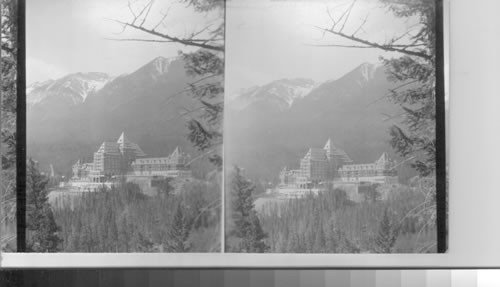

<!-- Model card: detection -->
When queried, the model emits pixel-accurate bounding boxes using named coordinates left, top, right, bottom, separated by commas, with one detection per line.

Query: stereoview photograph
left=225, top=0, right=445, bottom=253
left=25, top=0, right=224, bottom=252
left=0, top=0, right=17, bottom=252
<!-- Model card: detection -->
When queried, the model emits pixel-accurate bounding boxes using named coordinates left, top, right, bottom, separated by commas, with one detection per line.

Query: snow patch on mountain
left=134, top=56, right=175, bottom=81
left=26, top=80, right=55, bottom=101
left=358, top=62, right=381, bottom=82
left=230, top=78, right=316, bottom=111
left=27, top=72, right=112, bottom=107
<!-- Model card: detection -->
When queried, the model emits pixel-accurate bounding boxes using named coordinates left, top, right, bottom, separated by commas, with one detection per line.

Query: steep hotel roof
left=116, top=132, right=147, bottom=157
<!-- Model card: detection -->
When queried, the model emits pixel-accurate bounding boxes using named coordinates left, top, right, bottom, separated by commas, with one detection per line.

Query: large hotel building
left=279, top=139, right=398, bottom=189
left=72, top=132, right=191, bottom=183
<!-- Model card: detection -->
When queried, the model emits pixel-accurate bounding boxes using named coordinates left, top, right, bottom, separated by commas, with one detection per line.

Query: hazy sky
left=225, top=0, right=417, bottom=94
left=27, top=0, right=419, bottom=90
left=27, top=0, right=219, bottom=84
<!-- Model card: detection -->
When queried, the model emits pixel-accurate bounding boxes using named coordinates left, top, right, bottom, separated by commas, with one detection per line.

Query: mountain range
left=27, top=56, right=205, bottom=176
left=225, top=62, right=408, bottom=183
left=229, top=78, right=316, bottom=111
left=27, top=72, right=112, bottom=107
left=28, top=59, right=408, bottom=181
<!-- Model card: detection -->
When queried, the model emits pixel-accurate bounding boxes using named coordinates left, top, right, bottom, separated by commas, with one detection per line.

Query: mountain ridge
left=229, top=78, right=316, bottom=111
left=27, top=59, right=406, bottom=182
left=229, top=62, right=384, bottom=112
left=26, top=56, right=180, bottom=107
left=225, top=62, right=406, bottom=182
left=27, top=55, right=202, bottom=175
left=27, top=72, right=113, bottom=107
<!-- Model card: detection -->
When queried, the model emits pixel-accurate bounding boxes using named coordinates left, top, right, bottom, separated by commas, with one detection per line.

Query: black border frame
left=15, top=0, right=26, bottom=252
left=434, top=0, right=447, bottom=253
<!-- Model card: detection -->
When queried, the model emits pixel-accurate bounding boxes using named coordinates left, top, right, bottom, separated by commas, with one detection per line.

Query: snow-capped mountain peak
left=230, top=78, right=316, bottom=111
left=151, top=56, right=172, bottom=74
left=358, top=62, right=381, bottom=82
left=133, top=56, right=175, bottom=81
left=27, top=72, right=112, bottom=107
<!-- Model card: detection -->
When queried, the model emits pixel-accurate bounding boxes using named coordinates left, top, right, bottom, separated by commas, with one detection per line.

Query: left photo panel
left=0, top=0, right=18, bottom=251
left=25, top=0, right=224, bottom=252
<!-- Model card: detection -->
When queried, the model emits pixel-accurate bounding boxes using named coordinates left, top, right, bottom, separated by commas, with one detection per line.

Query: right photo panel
left=224, top=0, right=446, bottom=253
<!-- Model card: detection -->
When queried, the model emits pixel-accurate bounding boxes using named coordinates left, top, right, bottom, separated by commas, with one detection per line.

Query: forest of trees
left=227, top=169, right=436, bottom=253
left=52, top=179, right=221, bottom=252
left=26, top=159, right=62, bottom=252
left=258, top=178, right=437, bottom=253
left=0, top=0, right=17, bottom=251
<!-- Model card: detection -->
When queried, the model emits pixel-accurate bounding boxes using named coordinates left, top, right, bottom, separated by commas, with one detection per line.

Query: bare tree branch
left=326, top=6, right=337, bottom=31
left=365, top=79, right=420, bottom=107
left=127, top=1, right=137, bottom=19
left=339, top=0, right=356, bottom=33
left=315, top=26, right=431, bottom=60
left=133, top=0, right=154, bottom=26
left=381, top=112, right=405, bottom=122
left=152, top=6, right=172, bottom=31
left=186, top=149, right=215, bottom=166
left=317, top=0, right=431, bottom=60
left=189, top=23, right=215, bottom=40
left=352, top=11, right=370, bottom=36
left=105, top=37, right=222, bottom=43
left=105, top=38, right=176, bottom=43
left=306, top=43, right=372, bottom=48
left=108, top=18, right=223, bottom=51
left=139, top=0, right=155, bottom=27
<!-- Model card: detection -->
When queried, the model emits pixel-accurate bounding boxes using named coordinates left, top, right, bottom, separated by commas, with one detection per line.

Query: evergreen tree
left=166, top=203, right=192, bottom=252
left=324, top=220, right=339, bottom=252
left=136, top=232, right=154, bottom=252
left=117, top=214, right=130, bottom=252
left=1, top=0, right=17, bottom=171
left=313, top=226, right=326, bottom=252
left=230, top=167, right=255, bottom=238
left=79, top=225, right=92, bottom=252
left=156, top=178, right=173, bottom=197
left=382, top=0, right=438, bottom=176
left=109, top=217, right=119, bottom=252
left=26, top=159, right=62, bottom=252
left=286, top=231, right=300, bottom=253
left=68, top=217, right=83, bottom=251
left=338, top=234, right=360, bottom=253
left=230, top=167, right=269, bottom=252
left=240, top=211, right=268, bottom=253
left=65, top=230, right=76, bottom=252
left=1, top=0, right=18, bottom=251
left=359, top=184, right=381, bottom=202
left=374, top=209, right=399, bottom=253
